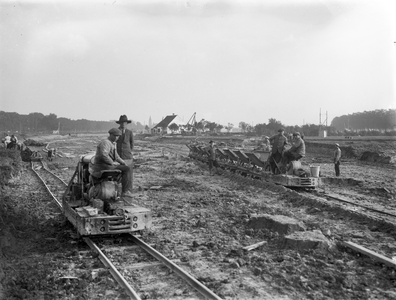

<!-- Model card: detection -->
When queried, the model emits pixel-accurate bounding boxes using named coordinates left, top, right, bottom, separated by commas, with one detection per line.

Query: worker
left=205, top=140, right=221, bottom=176
left=7, top=134, right=18, bottom=149
left=89, top=128, right=133, bottom=199
left=4, top=133, right=11, bottom=148
left=283, top=132, right=306, bottom=165
left=269, top=128, right=288, bottom=174
left=261, top=136, right=271, bottom=151
left=47, top=148, right=56, bottom=161
left=333, top=143, right=341, bottom=176
left=115, top=115, right=134, bottom=193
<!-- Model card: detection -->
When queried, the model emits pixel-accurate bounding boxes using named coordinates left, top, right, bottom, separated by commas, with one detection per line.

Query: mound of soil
left=23, top=139, right=46, bottom=147
left=360, top=151, right=396, bottom=164
left=306, top=141, right=396, bottom=164
left=0, top=150, right=22, bottom=185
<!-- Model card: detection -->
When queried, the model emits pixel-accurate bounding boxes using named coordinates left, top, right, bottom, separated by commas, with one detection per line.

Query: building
left=151, top=114, right=177, bottom=135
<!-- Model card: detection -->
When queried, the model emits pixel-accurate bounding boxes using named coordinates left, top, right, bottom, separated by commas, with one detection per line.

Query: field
left=0, top=133, right=395, bottom=299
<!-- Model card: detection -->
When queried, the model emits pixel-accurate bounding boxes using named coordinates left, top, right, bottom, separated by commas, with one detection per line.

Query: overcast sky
left=1, top=0, right=395, bottom=128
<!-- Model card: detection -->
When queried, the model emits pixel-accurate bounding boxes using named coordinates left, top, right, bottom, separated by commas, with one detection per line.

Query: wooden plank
left=124, top=261, right=164, bottom=270
left=242, top=241, right=267, bottom=251
left=342, top=241, right=396, bottom=269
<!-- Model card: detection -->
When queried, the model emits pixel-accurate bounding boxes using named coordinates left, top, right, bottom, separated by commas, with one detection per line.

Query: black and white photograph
left=1, top=0, right=395, bottom=299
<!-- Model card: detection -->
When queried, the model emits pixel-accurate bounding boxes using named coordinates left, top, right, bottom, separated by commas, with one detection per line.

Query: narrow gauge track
left=30, top=159, right=222, bottom=300
left=308, top=190, right=396, bottom=224
left=31, top=160, right=67, bottom=209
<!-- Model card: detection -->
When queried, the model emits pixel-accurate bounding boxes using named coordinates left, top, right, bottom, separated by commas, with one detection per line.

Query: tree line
left=169, top=111, right=396, bottom=137
left=331, top=109, right=395, bottom=131
left=0, top=111, right=145, bottom=135
left=1, top=109, right=395, bottom=138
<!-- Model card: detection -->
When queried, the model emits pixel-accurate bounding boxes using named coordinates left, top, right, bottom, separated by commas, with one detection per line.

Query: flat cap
left=108, top=128, right=122, bottom=136
left=293, top=132, right=301, bottom=136
left=278, top=128, right=284, bottom=132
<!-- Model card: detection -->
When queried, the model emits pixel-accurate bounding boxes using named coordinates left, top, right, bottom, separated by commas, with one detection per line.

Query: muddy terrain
left=0, top=134, right=395, bottom=299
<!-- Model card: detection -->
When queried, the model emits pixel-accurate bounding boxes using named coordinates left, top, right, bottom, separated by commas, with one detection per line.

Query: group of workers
left=89, top=115, right=135, bottom=200
left=2, top=133, right=19, bottom=149
left=268, top=128, right=306, bottom=174
left=204, top=128, right=342, bottom=177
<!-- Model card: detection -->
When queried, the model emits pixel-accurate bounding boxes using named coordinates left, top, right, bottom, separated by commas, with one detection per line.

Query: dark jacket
left=116, top=128, right=134, bottom=159
left=269, top=133, right=288, bottom=154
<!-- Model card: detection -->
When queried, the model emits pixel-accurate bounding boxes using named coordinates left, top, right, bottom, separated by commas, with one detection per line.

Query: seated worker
left=89, top=128, right=133, bottom=198
left=283, top=132, right=305, bottom=165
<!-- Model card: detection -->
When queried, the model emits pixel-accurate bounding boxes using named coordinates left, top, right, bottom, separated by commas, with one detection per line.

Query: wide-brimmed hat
left=335, top=143, right=340, bottom=147
left=108, top=128, right=122, bottom=136
left=116, top=115, right=131, bottom=124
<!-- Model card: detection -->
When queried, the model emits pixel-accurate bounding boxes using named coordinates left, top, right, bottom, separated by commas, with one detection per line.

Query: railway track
left=314, top=191, right=396, bottom=222
left=30, top=159, right=223, bottom=299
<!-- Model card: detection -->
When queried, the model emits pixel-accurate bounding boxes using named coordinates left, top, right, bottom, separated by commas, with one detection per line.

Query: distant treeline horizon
left=0, top=109, right=395, bottom=137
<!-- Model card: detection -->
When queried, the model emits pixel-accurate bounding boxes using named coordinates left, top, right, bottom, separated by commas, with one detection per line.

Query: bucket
left=310, top=166, right=320, bottom=178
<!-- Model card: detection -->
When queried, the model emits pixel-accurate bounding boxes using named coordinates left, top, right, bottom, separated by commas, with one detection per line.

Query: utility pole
left=319, top=108, right=328, bottom=127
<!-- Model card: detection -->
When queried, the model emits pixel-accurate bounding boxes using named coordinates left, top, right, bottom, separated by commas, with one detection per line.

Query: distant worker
left=261, top=136, right=271, bottom=151
left=205, top=140, right=221, bottom=176
left=4, top=133, right=11, bottom=148
left=333, top=143, right=341, bottom=177
left=7, top=134, right=18, bottom=150
left=283, top=132, right=305, bottom=165
left=115, top=115, right=134, bottom=191
left=89, top=128, right=133, bottom=198
left=269, top=128, right=288, bottom=174
left=48, top=148, right=56, bottom=161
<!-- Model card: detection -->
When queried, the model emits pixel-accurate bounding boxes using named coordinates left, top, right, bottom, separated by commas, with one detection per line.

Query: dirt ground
left=0, top=134, right=395, bottom=299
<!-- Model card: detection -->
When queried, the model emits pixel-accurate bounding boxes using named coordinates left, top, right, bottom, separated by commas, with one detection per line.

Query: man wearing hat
left=89, top=128, right=133, bottom=198
left=283, top=132, right=305, bottom=165
left=116, top=115, right=134, bottom=190
left=269, top=128, right=288, bottom=174
left=333, top=143, right=341, bottom=176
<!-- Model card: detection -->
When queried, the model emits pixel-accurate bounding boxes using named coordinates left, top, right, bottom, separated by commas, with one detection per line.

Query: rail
left=130, top=235, right=223, bottom=300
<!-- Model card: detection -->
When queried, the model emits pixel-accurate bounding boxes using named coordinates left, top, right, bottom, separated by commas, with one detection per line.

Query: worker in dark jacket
left=334, top=143, right=341, bottom=176
left=269, top=128, right=288, bottom=174
left=116, top=115, right=134, bottom=191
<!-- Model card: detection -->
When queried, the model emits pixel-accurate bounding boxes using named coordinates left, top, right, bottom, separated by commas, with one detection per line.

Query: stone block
left=248, top=214, right=306, bottom=235
left=282, top=230, right=335, bottom=251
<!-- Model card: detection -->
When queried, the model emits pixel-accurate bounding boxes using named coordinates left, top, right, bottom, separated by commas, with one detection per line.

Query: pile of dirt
left=0, top=150, right=22, bottom=185
left=23, top=139, right=45, bottom=147
left=305, top=141, right=396, bottom=164
left=360, top=151, right=396, bottom=164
